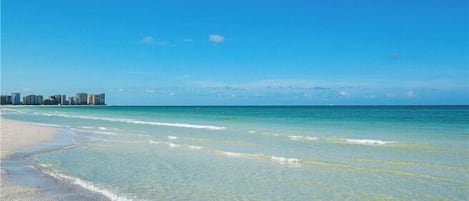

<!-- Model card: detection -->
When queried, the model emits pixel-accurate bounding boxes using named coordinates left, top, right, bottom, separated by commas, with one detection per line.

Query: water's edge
left=1, top=123, right=110, bottom=201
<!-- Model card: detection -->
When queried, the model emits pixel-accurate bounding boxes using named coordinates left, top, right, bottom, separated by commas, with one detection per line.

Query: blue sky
left=2, top=0, right=468, bottom=105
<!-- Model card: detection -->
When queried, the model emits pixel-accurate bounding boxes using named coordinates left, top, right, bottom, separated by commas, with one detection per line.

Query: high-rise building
left=61, top=95, right=66, bottom=105
left=36, top=95, right=43, bottom=105
left=49, top=95, right=61, bottom=105
left=88, top=94, right=95, bottom=105
left=75, top=93, right=88, bottom=105
left=94, top=93, right=105, bottom=105
left=68, top=97, right=75, bottom=105
left=23, top=95, right=38, bottom=105
left=1, top=95, right=12, bottom=105
left=11, top=93, right=21, bottom=105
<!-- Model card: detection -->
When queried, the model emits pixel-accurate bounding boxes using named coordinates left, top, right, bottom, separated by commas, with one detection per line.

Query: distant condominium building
left=61, top=95, right=67, bottom=105
left=87, top=93, right=105, bottom=105
left=23, top=94, right=41, bottom=105
left=94, top=93, right=105, bottom=105
left=1, top=95, right=12, bottom=105
left=11, top=93, right=21, bottom=105
left=75, top=93, right=88, bottom=105
left=36, top=95, right=44, bottom=105
left=68, top=96, right=75, bottom=105
left=88, top=94, right=95, bottom=105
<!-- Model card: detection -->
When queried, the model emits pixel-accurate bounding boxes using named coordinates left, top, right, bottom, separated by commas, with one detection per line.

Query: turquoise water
left=2, top=106, right=469, bottom=200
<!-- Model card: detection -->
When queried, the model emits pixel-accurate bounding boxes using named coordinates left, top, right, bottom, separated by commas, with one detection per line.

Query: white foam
left=248, top=130, right=257, bottom=134
left=32, top=123, right=66, bottom=128
left=37, top=112, right=226, bottom=130
left=98, top=127, right=108, bottom=130
left=128, top=120, right=226, bottom=130
left=148, top=140, right=163, bottom=144
left=288, top=135, right=318, bottom=141
left=271, top=156, right=301, bottom=166
left=81, top=126, right=94, bottom=129
left=39, top=168, right=132, bottom=201
left=221, top=151, right=245, bottom=157
left=71, top=128, right=118, bottom=135
left=187, top=145, right=203, bottom=150
left=345, top=138, right=395, bottom=145
left=147, top=140, right=302, bottom=167
left=167, top=136, right=178, bottom=140
left=168, top=142, right=182, bottom=148
left=264, top=132, right=281, bottom=137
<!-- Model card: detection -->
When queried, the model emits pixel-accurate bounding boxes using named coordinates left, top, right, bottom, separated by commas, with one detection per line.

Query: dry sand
left=1, top=118, right=56, bottom=201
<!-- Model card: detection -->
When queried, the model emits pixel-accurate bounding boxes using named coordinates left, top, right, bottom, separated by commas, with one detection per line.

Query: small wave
left=271, top=156, right=301, bottom=166
left=38, top=166, right=132, bottom=201
left=288, top=135, right=318, bottom=141
left=148, top=140, right=164, bottom=144
left=147, top=140, right=301, bottom=167
left=71, top=128, right=118, bottom=136
left=221, top=151, right=244, bottom=157
left=36, top=112, right=226, bottom=130
left=128, top=120, right=226, bottom=130
left=345, top=138, right=395, bottom=145
left=32, top=123, right=67, bottom=128
left=167, top=136, right=178, bottom=140
left=187, top=145, right=203, bottom=150
left=248, top=130, right=282, bottom=137
left=81, top=126, right=94, bottom=129
left=168, top=142, right=183, bottom=148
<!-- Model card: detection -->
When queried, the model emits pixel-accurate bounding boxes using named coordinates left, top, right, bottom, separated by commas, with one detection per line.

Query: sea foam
left=32, top=123, right=67, bottom=128
left=345, top=138, right=395, bottom=145
left=271, top=156, right=301, bottom=166
left=167, top=136, right=178, bottom=140
left=37, top=112, right=226, bottom=130
left=38, top=165, right=132, bottom=201
left=288, top=135, right=318, bottom=141
left=71, top=128, right=118, bottom=135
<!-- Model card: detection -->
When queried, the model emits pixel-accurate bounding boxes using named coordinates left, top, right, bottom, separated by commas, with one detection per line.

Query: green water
left=2, top=106, right=468, bottom=200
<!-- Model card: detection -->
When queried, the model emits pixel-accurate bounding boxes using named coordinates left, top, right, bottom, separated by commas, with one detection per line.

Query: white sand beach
left=1, top=118, right=56, bottom=201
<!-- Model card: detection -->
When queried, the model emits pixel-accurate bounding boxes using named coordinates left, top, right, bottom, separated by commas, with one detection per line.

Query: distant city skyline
left=2, top=0, right=468, bottom=105
left=0, top=92, right=105, bottom=105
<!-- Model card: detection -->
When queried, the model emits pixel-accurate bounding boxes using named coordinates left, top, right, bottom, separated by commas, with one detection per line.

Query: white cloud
left=141, top=36, right=169, bottom=45
left=141, top=36, right=155, bottom=44
left=340, top=91, right=349, bottom=97
left=145, top=89, right=155, bottom=94
left=407, top=90, right=414, bottom=98
left=209, top=34, right=224, bottom=43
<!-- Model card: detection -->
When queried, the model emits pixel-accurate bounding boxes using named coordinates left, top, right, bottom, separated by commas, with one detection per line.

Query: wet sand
left=1, top=118, right=56, bottom=201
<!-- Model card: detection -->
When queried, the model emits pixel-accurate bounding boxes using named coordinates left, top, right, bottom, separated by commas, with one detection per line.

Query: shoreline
left=1, top=117, right=112, bottom=201
left=1, top=118, right=57, bottom=200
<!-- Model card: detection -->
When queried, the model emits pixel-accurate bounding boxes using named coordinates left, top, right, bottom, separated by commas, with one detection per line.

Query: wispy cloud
left=141, top=36, right=155, bottom=44
left=209, top=34, right=224, bottom=44
left=339, top=91, right=349, bottom=97
left=407, top=90, right=414, bottom=98
left=145, top=89, right=155, bottom=94
left=141, top=36, right=169, bottom=45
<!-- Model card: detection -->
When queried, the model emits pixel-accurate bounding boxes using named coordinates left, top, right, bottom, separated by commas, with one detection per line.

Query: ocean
left=1, top=106, right=468, bottom=200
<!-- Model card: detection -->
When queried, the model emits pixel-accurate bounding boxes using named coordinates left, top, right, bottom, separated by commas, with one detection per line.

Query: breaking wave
left=38, top=165, right=133, bottom=201
left=34, top=112, right=226, bottom=130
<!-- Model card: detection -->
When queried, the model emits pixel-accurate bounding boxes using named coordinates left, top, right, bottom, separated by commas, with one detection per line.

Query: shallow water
left=2, top=106, right=468, bottom=200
